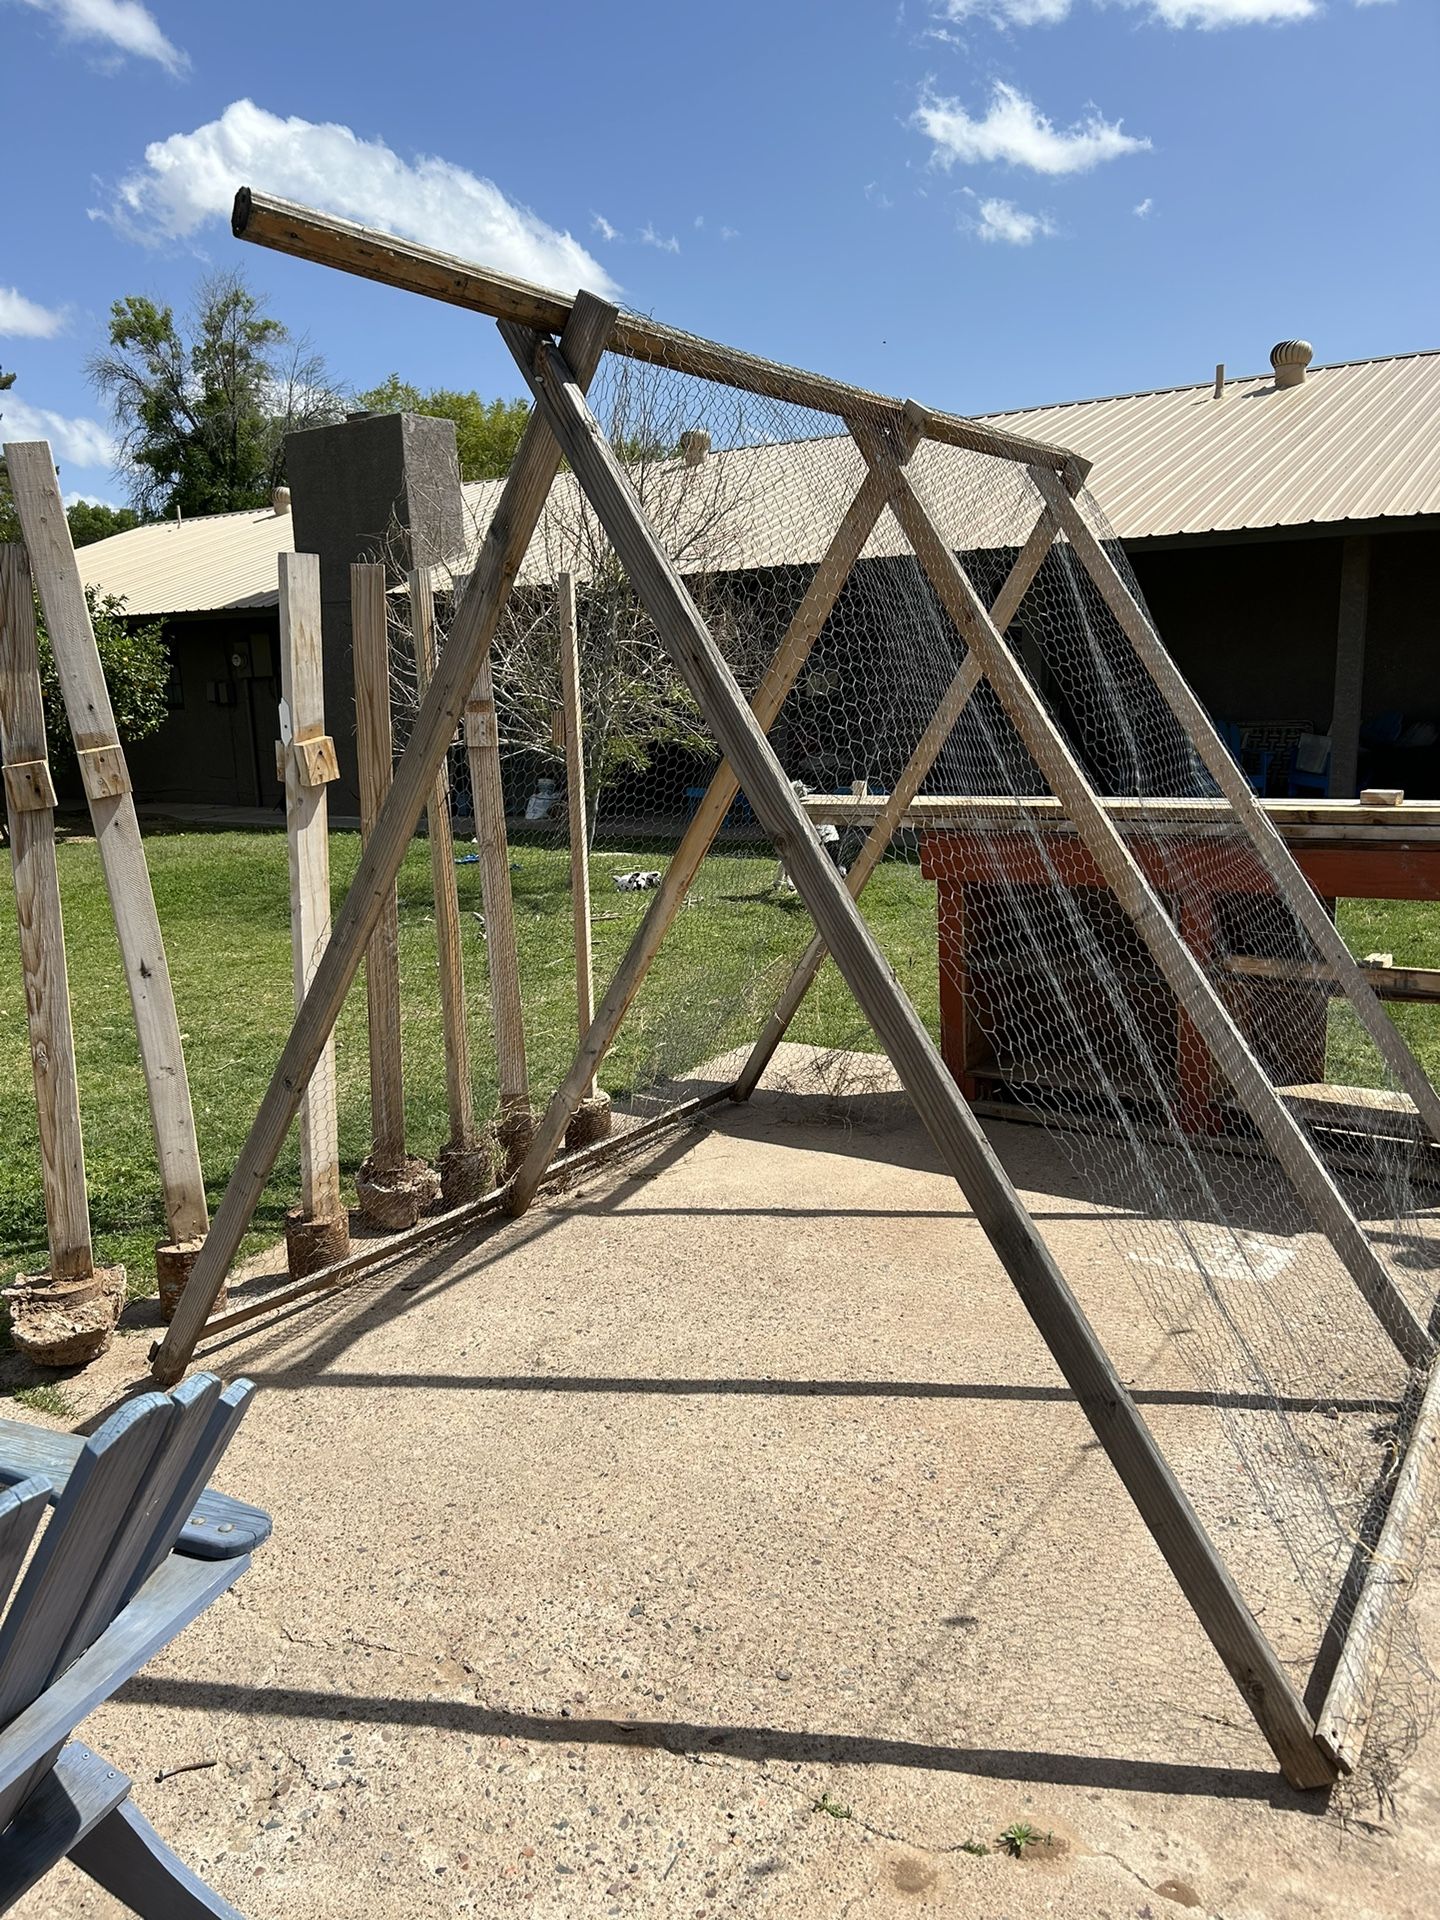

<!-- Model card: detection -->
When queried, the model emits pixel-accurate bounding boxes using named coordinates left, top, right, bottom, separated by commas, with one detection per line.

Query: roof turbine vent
left=1270, top=339, right=1313, bottom=389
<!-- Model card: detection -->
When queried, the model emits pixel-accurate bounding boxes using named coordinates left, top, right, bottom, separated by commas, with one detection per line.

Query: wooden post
left=411, top=568, right=490, bottom=1202
left=867, top=437, right=1429, bottom=1369
left=501, top=305, right=1335, bottom=1789
left=733, top=507, right=1059, bottom=1100
left=557, top=570, right=611, bottom=1148
left=1028, top=468, right=1440, bottom=1157
left=4, top=444, right=209, bottom=1306
left=352, top=562, right=438, bottom=1229
left=149, top=295, right=617, bottom=1384
left=0, top=546, right=92, bottom=1285
left=1330, top=535, right=1369, bottom=800
left=276, top=553, right=350, bottom=1280
left=506, top=458, right=910, bottom=1215
left=463, top=651, right=531, bottom=1164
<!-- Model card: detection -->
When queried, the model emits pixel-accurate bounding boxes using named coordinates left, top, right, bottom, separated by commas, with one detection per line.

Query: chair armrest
left=0, top=1553, right=247, bottom=1799
left=0, top=1417, right=271, bottom=1559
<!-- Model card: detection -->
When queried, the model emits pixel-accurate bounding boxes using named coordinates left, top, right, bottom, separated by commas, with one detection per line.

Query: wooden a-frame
left=144, top=191, right=1440, bottom=1788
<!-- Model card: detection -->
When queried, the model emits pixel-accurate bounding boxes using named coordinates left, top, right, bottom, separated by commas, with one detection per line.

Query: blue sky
left=2, top=0, right=1435, bottom=510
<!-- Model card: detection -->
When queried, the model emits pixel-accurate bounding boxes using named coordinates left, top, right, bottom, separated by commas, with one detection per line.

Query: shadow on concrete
left=116, top=1674, right=1323, bottom=1809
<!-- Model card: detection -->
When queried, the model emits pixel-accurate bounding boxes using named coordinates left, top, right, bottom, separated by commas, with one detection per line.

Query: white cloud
left=63, top=489, right=122, bottom=508
left=975, top=197, right=1056, bottom=244
left=1119, top=0, right=1317, bottom=21
left=590, top=211, right=620, bottom=243
left=0, top=394, right=118, bottom=469
left=1133, top=195, right=1154, bottom=216
left=0, top=287, right=66, bottom=338
left=915, top=81, right=1149, bottom=176
left=638, top=223, right=680, bottom=255
left=10, top=0, right=188, bottom=73
left=720, top=226, right=739, bottom=242
left=940, top=0, right=1073, bottom=22
left=101, top=100, right=619, bottom=297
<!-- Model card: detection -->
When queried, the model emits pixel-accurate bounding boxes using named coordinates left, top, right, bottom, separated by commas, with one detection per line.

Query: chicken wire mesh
left=381, top=332, right=1437, bottom=1790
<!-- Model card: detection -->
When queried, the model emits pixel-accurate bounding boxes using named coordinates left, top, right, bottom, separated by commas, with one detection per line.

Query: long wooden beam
left=504, top=452, right=915, bottom=1215
left=799, top=794, right=1440, bottom=833
left=353, top=563, right=407, bottom=1171
left=147, top=297, right=618, bottom=1383
left=733, top=506, right=1060, bottom=1101
left=230, top=188, right=1086, bottom=480
left=6, top=444, right=209, bottom=1251
left=864, top=435, right=1431, bottom=1371
left=502, top=302, right=1335, bottom=1790
left=1029, top=466, right=1440, bottom=1155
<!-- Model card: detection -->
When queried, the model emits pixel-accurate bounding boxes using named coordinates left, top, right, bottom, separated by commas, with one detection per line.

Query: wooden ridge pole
left=505, top=455, right=912, bottom=1216
left=863, top=431, right=1430, bottom=1369
left=1028, top=465, right=1440, bottom=1153
left=463, top=651, right=530, bottom=1157
left=276, top=553, right=349, bottom=1279
left=148, top=296, right=616, bottom=1383
left=230, top=188, right=1085, bottom=481
left=0, top=545, right=91, bottom=1282
left=733, top=506, right=1059, bottom=1101
left=502, top=304, right=1334, bottom=1789
left=5, top=444, right=209, bottom=1260
left=411, top=568, right=488, bottom=1200
left=352, top=564, right=408, bottom=1175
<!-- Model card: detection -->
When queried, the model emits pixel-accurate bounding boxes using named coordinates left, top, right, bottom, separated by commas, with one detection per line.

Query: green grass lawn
left=0, top=824, right=1434, bottom=1298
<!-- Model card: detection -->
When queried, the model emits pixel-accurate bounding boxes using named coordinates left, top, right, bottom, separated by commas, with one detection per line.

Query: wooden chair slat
left=0, top=1481, right=50, bottom=1623
left=125, top=1378, right=256, bottom=1604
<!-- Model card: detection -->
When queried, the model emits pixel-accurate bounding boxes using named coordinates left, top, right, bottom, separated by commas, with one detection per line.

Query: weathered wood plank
left=464, top=652, right=529, bottom=1125
left=557, top=570, right=597, bottom=1097
left=0, top=1739, right=131, bottom=1910
left=502, top=306, right=1335, bottom=1790
left=1225, top=954, right=1440, bottom=1004
left=4, top=445, right=208, bottom=1248
left=0, top=545, right=92, bottom=1280
left=412, top=569, right=476, bottom=1153
left=352, top=562, right=407, bottom=1168
left=278, top=553, right=344, bottom=1222
left=871, top=438, right=1429, bottom=1367
left=150, top=297, right=617, bottom=1383
left=231, top=188, right=1086, bottom=479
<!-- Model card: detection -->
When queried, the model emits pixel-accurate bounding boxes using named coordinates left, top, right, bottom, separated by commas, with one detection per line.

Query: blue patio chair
left=1286, top=732, right=1332, bottom=798
left=0, top=1375, right=270, bottom=1917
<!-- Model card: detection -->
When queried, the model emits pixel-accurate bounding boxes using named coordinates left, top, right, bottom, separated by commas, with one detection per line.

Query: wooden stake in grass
left=353, top=561, right=439, bottom=1230
left=276, top=552, right=350, bottom=1280
left=4, top=442, right=209, bottom=1316
left=411, top=567, right=491, bottom=1201
left=557, top=570, right=611, bottom=1150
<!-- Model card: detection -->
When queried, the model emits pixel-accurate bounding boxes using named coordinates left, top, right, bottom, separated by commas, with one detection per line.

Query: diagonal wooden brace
left=733, top=501, right=1061, bottom=1101
left=504, top=426, right=921, bottom=1215
left=502, top=300, right=1335, bottom=1789
left=148, top=294, right=618, bottom=1383
left=860, top=431, right=1430, bottom=1370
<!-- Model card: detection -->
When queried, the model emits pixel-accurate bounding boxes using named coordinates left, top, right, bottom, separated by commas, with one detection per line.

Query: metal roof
left=79, top=503, right=295, bottom=616
left=977, top=349, right=1440, bottom=541
left=76, top=350, right=1440, bottom=617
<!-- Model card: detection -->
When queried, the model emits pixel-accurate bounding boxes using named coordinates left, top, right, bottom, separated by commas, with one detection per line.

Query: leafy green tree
left=33, top=588, right=171, bottom=777
left=88, top=271, right=346, bottom=519
left=355, top=374, right=529, bottom=481
left=65, top=500, right=140, bottom=547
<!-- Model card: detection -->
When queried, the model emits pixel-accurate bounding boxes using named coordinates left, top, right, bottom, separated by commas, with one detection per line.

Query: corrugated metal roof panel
left=79, top=505, right=294, bottom=616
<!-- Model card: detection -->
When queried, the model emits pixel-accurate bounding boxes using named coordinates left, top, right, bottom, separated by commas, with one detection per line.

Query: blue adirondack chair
left=0, top=1375, right=270, bottom=1916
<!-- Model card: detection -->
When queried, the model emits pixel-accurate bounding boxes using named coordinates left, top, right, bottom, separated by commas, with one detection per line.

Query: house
left=75, top=340, right=1440, bottom=811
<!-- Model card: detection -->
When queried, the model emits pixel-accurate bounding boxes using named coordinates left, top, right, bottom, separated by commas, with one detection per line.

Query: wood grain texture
left=557, top=571, right=596, bottom=1095
left=232, top=187, right=1086, bottom=480
left=0, top=545, right=92, bottom=1279
left=150, top=296, right=617, bottom=1383
left=464, top=652, right=528, bottom=1118
left=734, top=506, right=1059, bottom=1100
left=412, top=569, right=476, bottom=1151
left=1030, top=467, right=1440, bottom=1157
left=506, top=458, right=907, bottom=1214
left=0, top=1739, right=131, bottom=1909
left=353, top=562, right=407, bottom=1166
left=4, top=446, right=208, bottom=1246
left=69, top=1788, right=246, bottom=1918
left=505, top=309, right=1334, bottom=1789
left=873, top=440, right=1428, bottom=1368
left=278, top=554, right=343, bottom=1221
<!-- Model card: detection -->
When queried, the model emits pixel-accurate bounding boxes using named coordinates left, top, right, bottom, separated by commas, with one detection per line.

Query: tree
left=65, top=500, right=140, bottom=547
left=32, top=587, right=172, bottom=780
left=88, top=271, right=346, bottom=520
left=355, top=374, right=529, bottom=481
